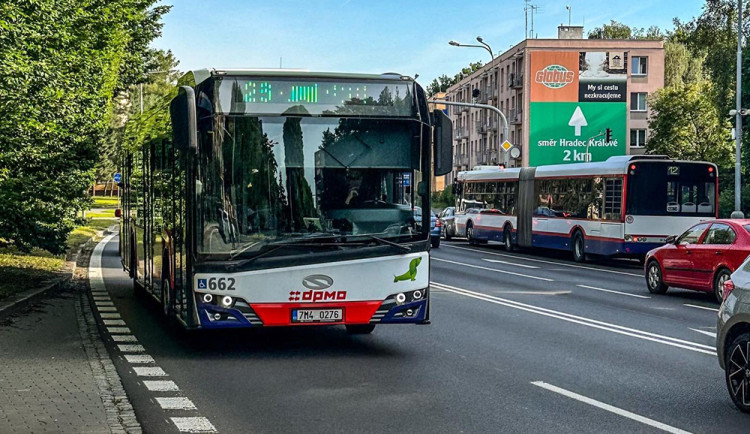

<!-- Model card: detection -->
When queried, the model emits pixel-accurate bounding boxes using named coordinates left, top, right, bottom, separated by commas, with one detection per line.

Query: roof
left=188, top=69, right=412, bottom=86
left=457, top=156, right=717, bottom=181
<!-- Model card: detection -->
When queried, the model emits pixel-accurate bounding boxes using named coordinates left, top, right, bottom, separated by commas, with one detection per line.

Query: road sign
left=113, top=173, right=122, bottom=183
left=529, top=102, right=626, bottom=166
left=501, top=140, right=513, bottom=151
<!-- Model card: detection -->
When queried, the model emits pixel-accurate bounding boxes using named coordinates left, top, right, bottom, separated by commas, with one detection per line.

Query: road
left=92, top=236, right=748, bottom=433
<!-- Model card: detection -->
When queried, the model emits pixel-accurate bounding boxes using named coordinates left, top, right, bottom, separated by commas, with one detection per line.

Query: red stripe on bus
left=251, top=301, right=382, bottom=326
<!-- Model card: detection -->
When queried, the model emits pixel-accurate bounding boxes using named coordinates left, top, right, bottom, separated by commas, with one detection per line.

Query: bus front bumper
left=196, top=289, right=429, bottom=329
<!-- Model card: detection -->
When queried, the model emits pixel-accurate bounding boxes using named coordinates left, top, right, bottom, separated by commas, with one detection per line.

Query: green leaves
left=0, top=0, right=169, bottom=253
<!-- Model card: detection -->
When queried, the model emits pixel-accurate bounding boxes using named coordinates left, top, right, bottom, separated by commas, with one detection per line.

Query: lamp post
left=733, top=0, right=744, bottom=218
left=449, top=37, right=502, bottom=166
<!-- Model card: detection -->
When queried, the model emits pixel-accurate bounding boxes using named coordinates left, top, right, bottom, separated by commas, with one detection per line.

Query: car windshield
left=196, top=116, right=426, bottom=258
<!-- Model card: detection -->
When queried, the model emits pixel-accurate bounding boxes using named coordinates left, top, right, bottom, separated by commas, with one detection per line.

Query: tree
left=664, top=41, right=705, bottom=87
left=426, top=75, right=455, bottom=96
left=0, top=0, right=170, bottom=253
left=647, top=80, right=733, bottom=166
left=588, top=21, right=663, bottom=39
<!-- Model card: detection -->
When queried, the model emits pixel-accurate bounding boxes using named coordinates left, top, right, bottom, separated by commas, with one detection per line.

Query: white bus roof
left=188, top=69, right=413, bottom=86
left=457, top=155, right=713, bottom=181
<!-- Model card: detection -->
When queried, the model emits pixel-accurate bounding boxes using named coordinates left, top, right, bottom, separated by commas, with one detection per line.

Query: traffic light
left=605, top=128, right=612, bottom=142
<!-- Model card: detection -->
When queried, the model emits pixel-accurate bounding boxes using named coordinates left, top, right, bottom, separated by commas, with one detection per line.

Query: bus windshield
left=626, top=162, right=716, bottom=217
left=196, top=116, right=425, bottom=258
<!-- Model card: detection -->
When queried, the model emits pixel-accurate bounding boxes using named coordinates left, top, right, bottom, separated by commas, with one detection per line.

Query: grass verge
left=93, top=196, right=119, bottom=208
left=0, top=219, right=117, bottom=301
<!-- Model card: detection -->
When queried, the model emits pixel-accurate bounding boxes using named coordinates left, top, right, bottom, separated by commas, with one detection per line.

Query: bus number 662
left=208, top=278, right=236, bottom=291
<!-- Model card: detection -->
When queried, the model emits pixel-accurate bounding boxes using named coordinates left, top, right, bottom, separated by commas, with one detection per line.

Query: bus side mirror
left=170, top=86, right=198, bottom=153
left=433, top=109, right=453, bottom=176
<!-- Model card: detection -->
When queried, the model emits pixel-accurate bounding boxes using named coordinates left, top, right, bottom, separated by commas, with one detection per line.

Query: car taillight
left=436, top=219, right=442, bottom=227
left=723, top=279, right=735, bottom=301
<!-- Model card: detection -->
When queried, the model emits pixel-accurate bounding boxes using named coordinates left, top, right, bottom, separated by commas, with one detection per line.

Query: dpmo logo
left=535, top=64, right=575, bottom=89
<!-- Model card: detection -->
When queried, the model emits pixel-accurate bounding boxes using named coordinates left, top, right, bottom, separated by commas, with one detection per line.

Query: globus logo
left=535, top=64, right=575, bottom=89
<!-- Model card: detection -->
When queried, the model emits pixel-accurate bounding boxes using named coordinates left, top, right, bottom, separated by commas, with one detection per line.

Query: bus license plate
left=292, top=309, right=343, bottom=323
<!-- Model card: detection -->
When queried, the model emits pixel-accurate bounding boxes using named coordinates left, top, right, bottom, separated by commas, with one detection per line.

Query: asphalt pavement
left=93, top=236, right=748, bottom=433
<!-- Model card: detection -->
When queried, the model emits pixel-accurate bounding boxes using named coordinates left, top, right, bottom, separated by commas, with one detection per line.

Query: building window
left=631, top=56, right=648, bottom=76
left=631, top=92, right=647, bottom=111
left=630, top=129, right=647, bottom=148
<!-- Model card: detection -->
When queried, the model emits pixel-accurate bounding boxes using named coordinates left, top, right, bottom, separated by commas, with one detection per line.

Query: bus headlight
left=202, top=293, right=213, bottom=303
left=396, top=293, right=406, bottom=304
left=413, top=290, right=423, bottom=300
left=220, top=296, right=234, bottom=308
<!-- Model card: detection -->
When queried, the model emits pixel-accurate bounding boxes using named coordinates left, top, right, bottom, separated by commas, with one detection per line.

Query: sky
left=152, top=0, right=707, bottom=88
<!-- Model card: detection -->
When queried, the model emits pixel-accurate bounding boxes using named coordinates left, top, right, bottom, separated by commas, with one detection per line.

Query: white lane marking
left=143, top=380, right=179, bottom=392
left=107, top=327, right=132, bottom=334
left=689, top=328, right=716, bottom=338
left=124, top=354, right=155, bottom=364
left=171, top=417, right=217, bottom=433
left=97, top=306, right=118, bottom=312
left=443, top=244, right=642, bottom=277
left=157, top=397, right=197, bottom=410
left=118, top=344, right=145, bottom=353
left=431, top=282, right=715, bottom=355
left=482, top=258, right=539, bottom=269
left=100, top=313, right=121, bottom=319
left=96, top=301, right=115, bottom=307
left=684, top=303, right=719, bottom=312
left=103, top=319, right=126, bottom=326
left=133, top=367, right=168, bottom=377
left=531, top=381, right=691, bottom=434
left=433, top=258, right=554, bottom=282
left=576, top=284, right=651, bottom=299
left=112, top=335, right=138, bottom=343
left=93, top=296, right=111, bottom=300
left=88, top=233, right=115, bottom=292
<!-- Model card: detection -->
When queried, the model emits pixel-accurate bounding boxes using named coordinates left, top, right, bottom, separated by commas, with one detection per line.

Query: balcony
left=454, top=127, right=469, bottom=140
left=475, top=120, right=492, bottom=134
left=509, top=108, right=523, bottom=125
left=509, top=73, right=524, bottom=89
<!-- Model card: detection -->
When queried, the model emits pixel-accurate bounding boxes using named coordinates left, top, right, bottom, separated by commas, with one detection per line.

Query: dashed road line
left=100, top=313, right=122, bottom=319
left=689, top=328, right=716, bottom=338
left=442, top=243, right=643, bottom=277
left=532, top=381, right=691, bottom=434
left=133, top=367, right=168, bottom=377
left=432, top=257, right=554, bottom=281
left=118, top=344, right=145, bottom=353
left=431, top=281, right=715, bottom=355
left=143, top=380, right=180, bottom=392
left=97, top=306, right=118, bottom=312
left=684, top=303, right=719, bottom=312
left=170, top=417, right=217, bottom=433
left=112, top=335, right=138, bottom=343
left=107, top=326, right=132, bottom=334
left=104, top=319, right=126, bottom=326
left=124, top=354, right=156, bottom=364
left=576, top=284, right=651, bottom=299
left=482, top=258, right=539, bottom=269
left=157, top=397, right=197, bottom=410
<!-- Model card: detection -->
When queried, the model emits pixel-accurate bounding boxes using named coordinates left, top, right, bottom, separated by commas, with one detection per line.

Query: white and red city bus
left=452, top=155, right=719, bottom=262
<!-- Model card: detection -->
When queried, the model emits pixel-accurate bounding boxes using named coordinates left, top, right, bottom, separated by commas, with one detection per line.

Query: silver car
left=717, top=254, right=750, bottom=413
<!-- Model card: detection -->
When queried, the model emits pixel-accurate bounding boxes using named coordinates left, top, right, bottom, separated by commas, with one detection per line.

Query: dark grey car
left=717, top=254, right=750, bottom=412
left=438, top=206, right=456, bottom=240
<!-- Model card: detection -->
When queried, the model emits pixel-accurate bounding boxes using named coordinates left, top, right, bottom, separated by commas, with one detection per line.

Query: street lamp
left=449, top=37, right=501, bottom=166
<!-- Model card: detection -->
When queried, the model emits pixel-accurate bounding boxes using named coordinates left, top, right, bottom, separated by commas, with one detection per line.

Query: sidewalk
left=0, top=234, right=139, bottom=433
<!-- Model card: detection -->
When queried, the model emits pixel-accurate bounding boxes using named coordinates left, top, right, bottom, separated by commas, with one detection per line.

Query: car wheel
left=431, top=237, right=440, bottom=248
left=503, top=227, right=513, bottom=251
left=346, top=324, right=375, bottom=334
left=646, top=260, right=668, bottom=294
left=714, top=268, right=731, bottom=304
left=725, top=332, right=750, bottom=413
left=572, top=232, right=585, bottom=263
left=467, top=222, right=476, bottom=245
left=161, top=279, right=171, bottom=317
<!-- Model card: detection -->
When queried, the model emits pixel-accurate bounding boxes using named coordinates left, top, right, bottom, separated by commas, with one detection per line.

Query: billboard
left=529, top=51, right=628, bottom=166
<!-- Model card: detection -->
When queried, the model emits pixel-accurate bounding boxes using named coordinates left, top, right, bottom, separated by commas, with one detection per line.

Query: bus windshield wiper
left=226, top=236, right=353, bottom=269
left=355, top=235, right=411, bottom=252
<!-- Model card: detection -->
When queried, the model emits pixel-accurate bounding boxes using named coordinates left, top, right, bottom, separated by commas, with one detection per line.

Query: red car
left=645, top=219, right=750, bottom=302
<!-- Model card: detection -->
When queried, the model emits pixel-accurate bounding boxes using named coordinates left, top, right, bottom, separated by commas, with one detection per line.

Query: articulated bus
left=119, top=69, right=453, bottom=331
left=452, top=156, right=718, bottom=262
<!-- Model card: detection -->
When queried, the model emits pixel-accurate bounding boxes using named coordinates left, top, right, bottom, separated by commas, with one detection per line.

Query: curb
left=0, top=225, right=117, bottom=321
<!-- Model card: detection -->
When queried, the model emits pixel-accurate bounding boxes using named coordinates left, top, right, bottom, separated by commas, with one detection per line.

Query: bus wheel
left=572, top=232, right=586, bottom=263
left=503, top=227, right=513, bottom=251
left=346, top=324, right=375, bottom=334
left=161, top=279, right=172, bottom=317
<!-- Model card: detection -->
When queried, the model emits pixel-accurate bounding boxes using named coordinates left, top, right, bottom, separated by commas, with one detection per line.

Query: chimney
left=558, top=25, right=584, bottom=39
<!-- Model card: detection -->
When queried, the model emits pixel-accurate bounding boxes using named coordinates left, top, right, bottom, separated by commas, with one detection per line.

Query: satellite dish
left=510, top=147, right=521, bottom=159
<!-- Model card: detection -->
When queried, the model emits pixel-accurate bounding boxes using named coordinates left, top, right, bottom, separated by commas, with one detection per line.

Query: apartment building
left=443, top=26, right=664, bottom=184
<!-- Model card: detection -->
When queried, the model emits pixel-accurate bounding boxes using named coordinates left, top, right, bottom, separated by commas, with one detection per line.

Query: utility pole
left=734, top=0, right=744, bottom=218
